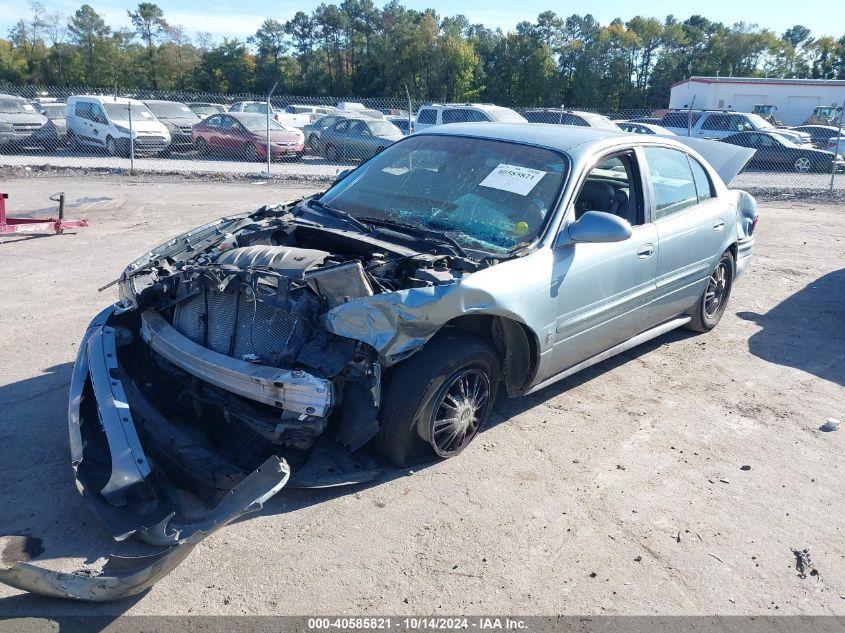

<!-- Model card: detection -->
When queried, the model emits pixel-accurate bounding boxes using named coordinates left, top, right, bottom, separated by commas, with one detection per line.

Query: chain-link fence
left=1, top=85, right=842, bottom=192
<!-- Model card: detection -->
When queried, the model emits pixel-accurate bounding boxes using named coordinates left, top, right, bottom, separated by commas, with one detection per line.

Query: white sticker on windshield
left=479, top=164, right=546, bottom=196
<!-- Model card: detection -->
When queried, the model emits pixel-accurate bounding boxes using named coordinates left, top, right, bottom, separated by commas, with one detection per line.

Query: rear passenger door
left=644, top=146, right=730, bottom=322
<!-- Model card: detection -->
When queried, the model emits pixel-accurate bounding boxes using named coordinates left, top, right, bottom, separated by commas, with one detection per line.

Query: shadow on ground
left=0, top=321, right=698, bottom=614
left=738, top=268, right=845, bottom=386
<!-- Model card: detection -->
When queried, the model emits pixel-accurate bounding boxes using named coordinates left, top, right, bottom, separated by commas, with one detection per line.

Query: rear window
left=662, top=112, right=701, bottom=128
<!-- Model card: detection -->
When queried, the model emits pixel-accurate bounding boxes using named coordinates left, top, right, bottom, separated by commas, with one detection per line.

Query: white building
left=669, top=76, right=845, bottom=125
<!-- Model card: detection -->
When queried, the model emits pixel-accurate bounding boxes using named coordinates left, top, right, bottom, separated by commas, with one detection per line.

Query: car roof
left=419, top=122, right=628, bottom=152
left=143, top=99, right=186, bottom=105
left=0, top=93, right=26, bottom=100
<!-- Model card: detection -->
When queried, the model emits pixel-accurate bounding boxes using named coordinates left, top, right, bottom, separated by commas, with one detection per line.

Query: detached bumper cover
left=0, top=306, right=292, bottom=601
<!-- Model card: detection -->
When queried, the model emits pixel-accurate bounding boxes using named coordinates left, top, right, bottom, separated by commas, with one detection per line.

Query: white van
left=414, top=103, right=527, bottom=131
left=66, top=95, right=171, bottom=156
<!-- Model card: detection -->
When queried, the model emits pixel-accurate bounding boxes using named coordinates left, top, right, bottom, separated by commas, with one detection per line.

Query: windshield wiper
left=357, top=216, right=469, bottom=258
left=308, top=198, right=373, bottom=233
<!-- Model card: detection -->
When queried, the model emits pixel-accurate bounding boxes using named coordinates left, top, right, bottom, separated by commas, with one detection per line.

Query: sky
left=0, top=0, right=841, bottom=43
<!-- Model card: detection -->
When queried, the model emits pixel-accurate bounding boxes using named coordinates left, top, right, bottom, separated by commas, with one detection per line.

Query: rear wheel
left=194, top=137, right=209, bottom=156
left=243, top=142, right=260, bottom=162
left=685, top=250, right=735, bottom=333
left=105, top=135, right=118, bottom=157
left=377, top=334, right=500, bottom=467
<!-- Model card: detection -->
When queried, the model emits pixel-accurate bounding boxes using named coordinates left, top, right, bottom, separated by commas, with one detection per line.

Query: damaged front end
left=2, top=200, right=483, bottom=601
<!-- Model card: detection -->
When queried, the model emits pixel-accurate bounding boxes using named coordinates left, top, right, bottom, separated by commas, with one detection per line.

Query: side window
left=206, top=115, right=221, bottom=127
left=701, top=114, right=730, bottom=131
left=319, top=116, right=337, bottom=129
left=643, top=147, right=699, bottom=219
left=349, top=120, right=369, bottom=135
left=573, top=151, right=643, bottom=226
left=91, top=105, right=107, bottom=123
left=417, top=108, right=436, bottom=125
left=688, top=157, right=714, bottom=203
left=74, top=102, right=90, bottom=119
left=466, top=109, right=489, bottom=122
left=332, top=120, right=349, bottom=133
left=244, top=103, right=264, bottom=114
left=442, top=109, right=467, bottom=124
left=731, top=115, right=752, bottom=131
left=662, top=112, right=701, bottom=128
left=559, top=113, right=582, bottom=126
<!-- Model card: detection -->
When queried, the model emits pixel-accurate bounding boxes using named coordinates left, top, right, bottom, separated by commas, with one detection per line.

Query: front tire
left=685, top=250, right=735, bottom=333
left=105, top=135, right=118, bottom=156
left=243, top=142, right=260, bottom=162
left=377, top=334, right=500, bottom=467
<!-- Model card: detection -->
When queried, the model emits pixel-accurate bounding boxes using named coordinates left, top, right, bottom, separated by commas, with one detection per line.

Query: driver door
left=548, top=149, right=659, bottom=376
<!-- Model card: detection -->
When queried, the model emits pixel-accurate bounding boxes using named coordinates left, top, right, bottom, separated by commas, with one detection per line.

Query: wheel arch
left=441, top=314, right=540, bottom=397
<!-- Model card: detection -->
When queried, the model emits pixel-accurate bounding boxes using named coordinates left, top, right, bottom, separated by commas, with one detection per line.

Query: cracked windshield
left=318, top=135, right=567, bottom=253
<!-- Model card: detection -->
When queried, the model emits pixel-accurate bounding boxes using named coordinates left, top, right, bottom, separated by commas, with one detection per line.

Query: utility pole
left=266, top=82, right=278, bottom=177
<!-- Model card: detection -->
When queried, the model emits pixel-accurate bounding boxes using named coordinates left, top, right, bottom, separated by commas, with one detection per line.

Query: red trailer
left=0, top=191, right=89, bottom=235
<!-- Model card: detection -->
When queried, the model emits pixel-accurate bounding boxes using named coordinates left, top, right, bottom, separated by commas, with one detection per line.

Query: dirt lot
left=0, top=175, right=842, bottom=616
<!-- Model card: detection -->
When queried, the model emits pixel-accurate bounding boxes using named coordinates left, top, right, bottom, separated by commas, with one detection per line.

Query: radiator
left=173, top=291, right=298, bottom=364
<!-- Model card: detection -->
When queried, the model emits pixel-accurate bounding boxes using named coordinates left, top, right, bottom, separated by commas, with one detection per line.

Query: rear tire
left=685, top=250, right=735, bottom=333
left=377, top=334, right=500, bottom=467
left=105, top=135, right=118, bottom=157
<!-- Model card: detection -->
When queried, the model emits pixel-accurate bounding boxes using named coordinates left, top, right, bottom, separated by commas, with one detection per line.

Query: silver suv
left=414, top=103, right=526, bottom=130
left=0, top=93, right=48, bottom=149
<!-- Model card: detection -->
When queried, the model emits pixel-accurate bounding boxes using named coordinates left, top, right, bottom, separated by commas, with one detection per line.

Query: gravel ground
left=0, top=176, right=842, bottom=616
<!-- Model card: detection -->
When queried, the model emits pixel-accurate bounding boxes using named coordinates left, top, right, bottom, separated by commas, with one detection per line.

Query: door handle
left=637, top=243, right=655, bottom=259
left=713, top=219, right=725, bottom=231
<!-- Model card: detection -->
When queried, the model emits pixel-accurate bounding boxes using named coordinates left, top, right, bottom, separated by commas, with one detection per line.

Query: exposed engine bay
left=99, top=200, right=484, bottom=506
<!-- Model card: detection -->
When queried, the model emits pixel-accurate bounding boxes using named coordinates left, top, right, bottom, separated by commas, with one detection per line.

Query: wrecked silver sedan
left=1, top=124, right=758, bottom=601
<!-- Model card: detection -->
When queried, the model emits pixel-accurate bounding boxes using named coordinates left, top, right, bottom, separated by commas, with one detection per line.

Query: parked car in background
left=826, top=135, right=845, bottom=157
left=790, top=125, right=841, bottom=149
left=387, top=115, right=413, bottom=135
left=660, top=110, right=784, bottom=139
left=414, top=103, right=527, bottom=131
left=283, top=104, right=338, bottom=120
left=0, top=93, right=48, bottom=150
left=767, top=128, right=813, bottom=146
left=627, top=116, right=663, bottom=124
left=617, top=121, right=675, bottom=135
left=303, top=114, right=349, bottom=150
left=228, top=101, right=314, bottom=128
left=721, top=130, right=844, bottom=173
left=192, top=112, right=304, bottom=162
left=32, top=101, right=68, bottom=149
left=187, top=102, right=227, bottom=117
left=143, top=100, right=200, bottom=153
left=66, top=95, right=171, bottom=156
left=522, top=108, right=619, bottom=130
left=319, top=116, right=403, bottom=161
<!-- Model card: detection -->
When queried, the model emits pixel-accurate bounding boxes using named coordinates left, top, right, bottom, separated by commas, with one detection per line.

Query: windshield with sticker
left=318, top=135, right=567, bottom=253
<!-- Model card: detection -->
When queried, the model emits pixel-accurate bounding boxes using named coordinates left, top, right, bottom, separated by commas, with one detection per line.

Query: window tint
left=465, top=109, right=490, bottom=122
left=688, top=157, right=713, bottom=203
left=206, top=115, right=221, bottom=127
left=441, top=109, right=467, bottom=124
left=643, top=147, right=698, bottom=219
left=74, top=101, right=91, bottom=119
left=662, top=112, right=701, bottom=128
left=701, top=114, right=731, bottom=131
left=417, top=108, right=436, bottom=124
left=560, top=113, right=586, bottom=126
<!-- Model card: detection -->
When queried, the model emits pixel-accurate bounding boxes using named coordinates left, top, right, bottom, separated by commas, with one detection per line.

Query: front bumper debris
left=140, top=310, right=333, bottom=417
left=0, top=306, right=293, bottom=601
left=0, top=455, right=289, bottom=601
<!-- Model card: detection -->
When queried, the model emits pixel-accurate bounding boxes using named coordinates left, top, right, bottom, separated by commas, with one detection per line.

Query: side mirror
left=563, top=211, right=632, bottom=244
